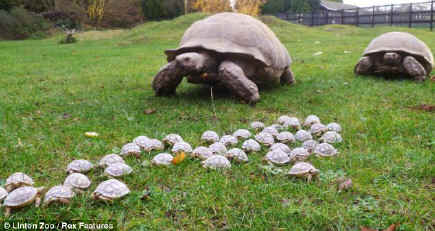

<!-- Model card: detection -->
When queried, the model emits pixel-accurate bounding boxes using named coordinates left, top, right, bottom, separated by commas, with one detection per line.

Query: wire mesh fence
left=276, top=1, right=435, bottom=31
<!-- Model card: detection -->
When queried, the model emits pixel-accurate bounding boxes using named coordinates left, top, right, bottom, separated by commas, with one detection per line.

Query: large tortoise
left=355, top=32, right=434, bottom=81
left=152, top=12, right=294, bottom=104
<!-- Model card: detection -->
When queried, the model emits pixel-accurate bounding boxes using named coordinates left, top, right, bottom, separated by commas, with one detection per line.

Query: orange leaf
left=172, top=152, right=186, bottom=165
left=360, top=227, right=377, bottom=231
left=383, top=224, right=398, bottom=231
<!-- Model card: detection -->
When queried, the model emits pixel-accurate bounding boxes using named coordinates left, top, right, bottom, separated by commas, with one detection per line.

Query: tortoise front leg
left=403, top=56, right=427, bottom=81
left=218, top=61, right=260, bottom=104
left=152, top=61, right=187, bottom=96
left=354, top=56, right=373, bottom=75
left=280, top=67, right=296, bottom=85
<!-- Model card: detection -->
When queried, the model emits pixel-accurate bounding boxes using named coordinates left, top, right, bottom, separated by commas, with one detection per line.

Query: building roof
left=320, top=0, right=357, bottom=11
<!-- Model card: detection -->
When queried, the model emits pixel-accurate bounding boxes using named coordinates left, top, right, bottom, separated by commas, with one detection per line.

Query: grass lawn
left=0, top=13, right=433, bottom=230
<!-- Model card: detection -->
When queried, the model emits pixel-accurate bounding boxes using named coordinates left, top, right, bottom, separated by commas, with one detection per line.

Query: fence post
left=311, top=12, right=314, bottom=26
left=431, top=0, right=434, bottom=31
left=325, top=10, right=329, bottom=25
left=341, top=9, right=344, bottom=24
left=356, top=8, right=359, bottom=27
left=390, top=4, right=394, bottom=26
left=372, top=6, right=375, bottom=27
left=409, top=3, right=413, bottom=28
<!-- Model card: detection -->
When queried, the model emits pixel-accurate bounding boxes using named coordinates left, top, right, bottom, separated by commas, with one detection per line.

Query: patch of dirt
left=410, top=104, right=435, bottom=112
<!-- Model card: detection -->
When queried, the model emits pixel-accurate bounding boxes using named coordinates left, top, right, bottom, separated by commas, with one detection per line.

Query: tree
left=262, top=0, right=320, bottom=14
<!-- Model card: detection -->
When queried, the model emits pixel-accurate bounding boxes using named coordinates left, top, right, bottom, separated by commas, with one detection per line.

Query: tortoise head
left=383, top=52, right=402, bottom=66
left=175, top=52, right=217, bottom=74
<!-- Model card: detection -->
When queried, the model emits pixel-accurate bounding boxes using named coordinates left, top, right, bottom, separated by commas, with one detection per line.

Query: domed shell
left=255, top=132, right=275, bottom=146
left=276, top=131, right=295, bottom=143
left=289, top=147, right=311, bottom=161
left=151, top=153, right=174, bottom=166
left=201, top=131, right=220, bottom=143
left=5, top=172, right=34, bottom=191
left=262, top=126, right=279, bottom=137
left=303, top=115, right=321, bottom=127
left=64, top=173, right=91, bottom=189
left=314, top=143, right=338, bottom=157
left=264, top=149, right=290, bottom=165
left=163, top=134, right=184, bottom=146
left=98, top=154, right=125, bottom=168
left=326, top=122, right=342, bottom=133
left=310, top=123, right=327, bottom=136
left=282, top=117, right=301, bottom=130
left=201, top=155, right=231, bottom=169
left=165, top=13, right=291, bottom=71
left=233, top=129, right=251, bottom=140
left=320, top=131, right=343, bottom=144
left=43, top=185, right=75, bottom=205
left=295, top=130, right=313, bottom=142
left=66, top=159, right=94, bottom=174
left=270, top=143, right=291, bottom=154
left=277, top=115, right=292, bottom=125
left=363, top=32, right=434, bottom=73
left=93, top=179, right=130, bottom=199
left=3, top=186, right=38, bottom=207
left=225, top=148, right=249, bottom=162
left=250, top=121, right=265, bottom=130
left=209, top=142, right=228, bottom=155
left=242, top=139, right=261, bottom=152
left=0, top=187, right=8, bottom=201
left=104, top=163, right=133, bottom=177
left=192, top=146, right=213, bottom=160
left=288, top=162, right=320, bottom=176
left=220, top=135, right=238, bottom=146
left=172, top=142, right=193, bottom=154
left=120, top=143, right=141, bottom=156
left=302, top=140, right=318, bottom=153
left=133, top=136, right=151, bottom=148
left=143, top=139, right=164, bottom=152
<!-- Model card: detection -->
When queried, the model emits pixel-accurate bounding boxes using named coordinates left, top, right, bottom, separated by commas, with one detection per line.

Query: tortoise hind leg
left=280, top=67, right=295, bottom=85
left=403, top=56, right=427, bottom=82
left=152, top=61, right=187, bottom=96
left=354, top=56, right=373, bottom=75
left=218, top=61, right=260, bottom=104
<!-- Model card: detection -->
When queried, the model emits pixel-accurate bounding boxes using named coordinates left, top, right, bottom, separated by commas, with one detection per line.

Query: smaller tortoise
left=5, top=172, right=34, bottom=192
left=43, top=185, right=75, bottom=206
left=355, top=32, right=434, bottom=81
left=152, top=13, right=294, bottom=104
left=3, top=186, right=44, bottom=217
left=92, top=179, right=130, bottom=202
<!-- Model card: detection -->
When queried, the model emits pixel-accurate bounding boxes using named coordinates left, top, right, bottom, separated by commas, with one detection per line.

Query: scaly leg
left=152, top=61, right=187, bottom=96
left=280, top=67, right=296, bottom=85
left=354, top=56, right=373, bottom=75
left=403, top=56, right=427, bottom=82
left=218, top=61, right=260, bottom=104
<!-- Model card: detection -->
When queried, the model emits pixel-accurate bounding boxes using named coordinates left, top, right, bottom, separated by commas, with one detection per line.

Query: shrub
left=142, top=0, right=184, bottom=20
left=192, top=0, right=232, bottom=14
left=236, top=0, right=266, bottom=16
left=0, top=7, right=51, bottom=40
left=100, top=0, right=143, bottom=28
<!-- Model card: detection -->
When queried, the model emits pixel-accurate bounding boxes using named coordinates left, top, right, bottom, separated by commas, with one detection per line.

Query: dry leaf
left=360, top=223, right=398, bottom=231
left=360, top=227, right=377, bottom=231
left=144, top=109, right=156, bottom=115
left=84, top=132, right=99, bottom=137
left=172, top=152, right=186, bottom=165
left=338, top=178, right=353, bottom=191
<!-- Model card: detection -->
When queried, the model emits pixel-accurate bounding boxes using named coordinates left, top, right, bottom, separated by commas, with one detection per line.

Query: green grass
left=0, top=13, right=434, bottom=230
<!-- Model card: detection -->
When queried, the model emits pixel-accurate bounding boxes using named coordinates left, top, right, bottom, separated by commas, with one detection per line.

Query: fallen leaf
left=410, top=104, right=435, bottom=112
left=172, top=152, right=186, bottom=165
left=84, top=132, right=99, bottom=137
left=338, top=178, right=353, bottom=191
left=313, top=51, right=323, bottom=56
left=63, top=113, right=71, bottom=119
left=360, top=227, right=377, bottom=231
left=144, top=109, right=156, bottom=115
left=383, top=224, right=398, bottom=231
left=431, top=75, right=435, bottom=81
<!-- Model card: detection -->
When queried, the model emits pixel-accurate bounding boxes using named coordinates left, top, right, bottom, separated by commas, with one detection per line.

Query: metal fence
left=276, top=1, right=435, bottom=31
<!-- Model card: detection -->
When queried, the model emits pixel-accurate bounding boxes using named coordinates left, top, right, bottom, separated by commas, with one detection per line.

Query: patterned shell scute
left=219, top=135, right=238, bottom=146
left=288, top=162, right=319, bottom=176
left=152, top=153, right=174, bottom=166
left=290, top=147, right=311, bottom=161
left=363, top=32, right=434, bottom=72
left=165, top=13, right=292, bottom=70
left=172, top=142, right=193, bottom=153
left=163, top=134, right=184, bottom=146
left=277, top=115, right=292, bottom=125
left=192, top=146, right=214, bottom=160
left=202, top=155, right=231, bottom=169
left=295, top=130, right=313, bottom=142
left=303, top=115, right=321, bottom=127
left=66, top=159, right=94, bottom=173
left=4, top=186, right=37, bottom=207
left=64, top=173, right=91, bottom=189
left=6, top=172, right=34, bottom=188
left=242, top=139, right=261, bottom=152
left=276, top=132, right=295, bottom=143
left=314, top=143, right=338, bottom=157
left=44, top=185, right=75, bottom=203
left=250, top=121, right=265, bottom=130
left=94, top=179, right=130, bottom=199
left=104, top=163, right=133, bottom=177
left=233, top=129, right=252, bottom=140
left=120, top=143, right=141, bottom=156
left=262, top=126, right=279, bottom=137
left=310, top=123, right=328, bottom=136
left=302, top=140, right=318, bottom=153
left=209, top=142, right=228, bottom=155
left=320, top=131, right=343, bottom=144
left=270, top=143, right=291, bottom=154
left=133, top=136, right=151, bottom=148
left=0, top=187, right=7, bottom=201
left=283, top=117, right=301, bottom=130
left=143, top=139, right=164, bottom=152
left=264, top=149, right=290, bottom=165
left=226, top=148, right=249, bottom=162
left=201, top=131, right=220, bottom=143
left=255, top=132, right=275, bottom=146
left=99, top=154, right=125, bottom=167
left=326, top=122, right=342, bottom=133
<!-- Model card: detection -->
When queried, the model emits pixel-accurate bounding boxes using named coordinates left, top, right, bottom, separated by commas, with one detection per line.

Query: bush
left=0, top=0, right=15, bottom=11
left=142, top=0, right=184, bottom=20
left=100, top=0, right=143, bottom=28
left=0, top=7, right=51, bottom=40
